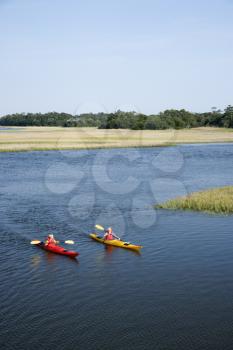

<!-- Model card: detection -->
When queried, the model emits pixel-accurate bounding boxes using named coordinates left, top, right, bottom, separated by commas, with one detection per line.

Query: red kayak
left=37, top=242, right=79, bottom=258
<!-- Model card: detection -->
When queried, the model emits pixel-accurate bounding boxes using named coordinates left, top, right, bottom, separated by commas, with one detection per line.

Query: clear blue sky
left=0, top=0, right=232, bottom=115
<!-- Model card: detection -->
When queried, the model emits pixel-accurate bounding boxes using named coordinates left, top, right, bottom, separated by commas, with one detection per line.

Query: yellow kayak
left=90, top=233, right=142, bottom=252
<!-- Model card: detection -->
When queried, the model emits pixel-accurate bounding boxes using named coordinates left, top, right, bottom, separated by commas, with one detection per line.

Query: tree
left=222, top=105, right=233, bottom=128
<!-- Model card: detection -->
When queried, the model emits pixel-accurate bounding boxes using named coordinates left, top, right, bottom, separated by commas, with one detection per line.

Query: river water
left=0, top=144, right=233, bottom=350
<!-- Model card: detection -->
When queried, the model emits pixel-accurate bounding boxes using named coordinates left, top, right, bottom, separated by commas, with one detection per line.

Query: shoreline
left=1, top=140, right=233, bottom=153
left=1, top=126, right=233, bottom=153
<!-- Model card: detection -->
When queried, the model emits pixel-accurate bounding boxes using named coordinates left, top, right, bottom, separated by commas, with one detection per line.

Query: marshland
left=1, top=126, right=233, bottom=152
left=156, top=186, right=233, bottom=214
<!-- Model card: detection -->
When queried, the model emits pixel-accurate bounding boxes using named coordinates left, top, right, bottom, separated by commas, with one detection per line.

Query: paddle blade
left=95, top=224, right=104, bottom=231
left=64, top=240, right=74, bottom=244
left=31, top=240, right=41, bottom=245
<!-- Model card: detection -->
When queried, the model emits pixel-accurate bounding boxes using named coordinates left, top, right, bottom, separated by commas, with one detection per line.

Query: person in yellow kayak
left=45, top=234, right=57, bottom=246
left=103, top=227, right=120, bottom=241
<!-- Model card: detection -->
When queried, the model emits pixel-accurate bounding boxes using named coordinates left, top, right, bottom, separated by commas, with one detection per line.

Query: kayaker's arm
left=103, top=232, right=108, bottom=240
left=113, top=233, right=120, bottom=240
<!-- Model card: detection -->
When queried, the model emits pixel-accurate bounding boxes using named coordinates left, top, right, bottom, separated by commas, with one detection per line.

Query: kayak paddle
left=30, top=240, right=74, bottom=245
left=95, top=224, right=105, bottom=231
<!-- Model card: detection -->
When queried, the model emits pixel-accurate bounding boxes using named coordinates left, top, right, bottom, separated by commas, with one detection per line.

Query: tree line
left=0, top=106, right=233, bottom=129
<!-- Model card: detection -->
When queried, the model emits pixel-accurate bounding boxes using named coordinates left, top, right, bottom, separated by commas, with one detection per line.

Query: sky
left=0, top=0, right=233, bottom=115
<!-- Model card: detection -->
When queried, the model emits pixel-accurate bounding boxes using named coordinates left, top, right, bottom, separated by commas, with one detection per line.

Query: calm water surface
left=1, top=144, right=233, bottom=350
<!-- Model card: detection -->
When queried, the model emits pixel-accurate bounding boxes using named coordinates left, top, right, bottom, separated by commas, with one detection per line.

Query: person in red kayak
left=45, top=234, right=57, bottom=246
left=103, top=227, right=120, bottom=241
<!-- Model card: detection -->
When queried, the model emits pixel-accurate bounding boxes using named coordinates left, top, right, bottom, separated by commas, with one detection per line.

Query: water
left=1, top=144, right=233, bottom=350
left=0, top=127, right=23, bottom=132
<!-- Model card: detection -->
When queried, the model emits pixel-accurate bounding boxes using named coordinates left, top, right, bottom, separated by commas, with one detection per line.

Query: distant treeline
left=0, top=106, right=233, bottom=130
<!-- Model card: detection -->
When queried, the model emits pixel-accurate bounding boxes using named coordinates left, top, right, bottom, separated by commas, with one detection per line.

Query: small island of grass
left=156, top=186, right=233, bottom=214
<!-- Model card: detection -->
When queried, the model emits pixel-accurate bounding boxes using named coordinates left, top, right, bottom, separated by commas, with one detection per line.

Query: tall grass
left=0, top=126, right=233, bottom=152
left=156, top=186, right=233, bottom=214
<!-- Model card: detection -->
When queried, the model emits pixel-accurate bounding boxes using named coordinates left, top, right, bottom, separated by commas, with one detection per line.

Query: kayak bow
left=35, top=242, right=79, bottom=258
left=90, top=233, right=142, bottom=252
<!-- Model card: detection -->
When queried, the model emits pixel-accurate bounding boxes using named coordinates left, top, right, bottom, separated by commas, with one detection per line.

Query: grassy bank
left=156, top=186, right=233, bottom=214
left=0, top=126, right=233, bottom=152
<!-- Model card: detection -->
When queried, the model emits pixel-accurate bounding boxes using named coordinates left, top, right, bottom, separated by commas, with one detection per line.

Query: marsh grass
left=0, top=126, right=233, bottom=152
left=156, top=186, right=233, bottom=214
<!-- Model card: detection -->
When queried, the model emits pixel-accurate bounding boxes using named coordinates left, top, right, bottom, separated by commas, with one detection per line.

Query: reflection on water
left=104, top=245, right=115, bottom=255
left=31, top=255, right=41, bottom=269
